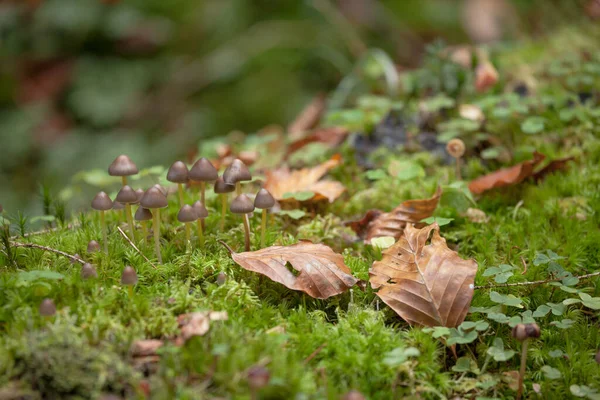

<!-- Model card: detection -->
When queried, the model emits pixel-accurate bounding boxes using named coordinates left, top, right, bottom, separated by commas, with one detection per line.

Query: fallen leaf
left=223, top=241, right=359, bottom=299
left=130, top=339, right=164, bottom=357
left=474, top=60, right=499, bottom=92
left=264, top=155, right=345, bottom=203
left=370, top=223, right=478, bottom=327
left=346, top=187, right=442, bottom=243
left=285, top=126, right=349, bottom=159
left=177, top=311, right=228, bottom=343
left=468, top=152, right=545, bottom=194
left=288, top=93, right=327, bottom=139
left=532, top=156, right=575, bottom=181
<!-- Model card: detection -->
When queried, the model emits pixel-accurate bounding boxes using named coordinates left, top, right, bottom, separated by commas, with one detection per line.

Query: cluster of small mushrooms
left=91, top=155, right=275, bottom=264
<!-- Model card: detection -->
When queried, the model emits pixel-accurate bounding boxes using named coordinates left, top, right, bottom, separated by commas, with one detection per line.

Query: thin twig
left=475, top=270, right=600, bottom=290
left=303, top=343, right=327, bottom=365
left=117, top=227, right=157, bottom=269
left=9, top=242, right=85, bottom=264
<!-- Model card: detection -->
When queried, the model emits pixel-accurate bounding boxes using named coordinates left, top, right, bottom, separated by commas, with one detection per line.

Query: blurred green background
left=0, top=0, right=594, bottom=216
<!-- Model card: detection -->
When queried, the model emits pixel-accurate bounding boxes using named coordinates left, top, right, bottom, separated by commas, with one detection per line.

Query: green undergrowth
left=2, top=27, right=600, bottom=399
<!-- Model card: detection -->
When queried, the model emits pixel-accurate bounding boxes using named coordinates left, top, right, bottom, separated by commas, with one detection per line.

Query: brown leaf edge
left=468, top=151, right=545, bottom=194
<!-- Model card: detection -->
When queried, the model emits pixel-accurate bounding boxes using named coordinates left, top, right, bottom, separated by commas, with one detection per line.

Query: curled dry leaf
left=370, top=223, right=478, bottom=327
left=177, top=311, right=228, bottom=343
left=223, top=241, right=359, bottom=299
left=264, top=154, right=345, bottom=203
left=346, top=187, right=442, bottom=243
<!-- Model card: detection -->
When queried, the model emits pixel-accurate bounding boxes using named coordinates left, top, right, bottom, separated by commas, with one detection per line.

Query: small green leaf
left=533, top=304, right=551, bottom=318
left=549, top=349, right=564, bottom=358
left=550, top=319, right=575, bottom=329
left=452, top=357, right=472, bottom=372
left=388, top=160, right=425, bottom=181
left=490, top=291, right=523, bottom=308
left=420, top=216, right=454, bottom=226
left=487, top=312, right=510, bottom=323
left=487, top=338, right=516, bottom=362
left=278, top=210, right=306, bottom=219
left=365, top=169, right=388, bottom=180
left=282, top=191, right=315, bottom=201
left=541, top=366, right=562, bottom=380
left=521, top=116, right=545, bottom=134
left=383, top=346, right=421, bottom=367
left=370, top=236, right=396, bottom=250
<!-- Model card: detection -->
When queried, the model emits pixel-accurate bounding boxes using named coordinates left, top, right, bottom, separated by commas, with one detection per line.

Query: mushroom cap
left=189, top=157, right=218, bottom=182
left=87, top=240, right=100, bottom=253
left=254, top=188, right=275, bottom=209
left=115, top=185, right=139, bottom=204
left=230, top=194, right=255, bottom=214
left=216, top=272, right=227, bottom=286
left=134, top=206, right=153, bottom=221
left=81, top=263, right=98, bottom=279
left=512, top=323, right=540, bottom=341
left=214, top=176, right=235, bottom=194
left=342, top=391, right=366, bottom=400
left=167, top=161, right=189, bottom=183
left=112, top=201, right=125, bottom=210
left=446, top=138, right=466, bottom=158
left=223, top=159, right=252, bottom=184
left=108, top=155, right=138, bottom=177
left=39, top=298, right=56, bottom=316
left=135, top=188, right=145, bottom=202
left=71, top=254, right=82, bottom=264
left=247, top=366, right=270, bottom=390
left=121, top=265, right=138, bottom=285
left=91, top=191, right=113, bottom=211
left=140, top=187, right=168, bottom=209
left=192, top=201, right=208, bottom=218
left=152, top=184, right=167, bottom=196
left=177, top=205, right=198, bottom=223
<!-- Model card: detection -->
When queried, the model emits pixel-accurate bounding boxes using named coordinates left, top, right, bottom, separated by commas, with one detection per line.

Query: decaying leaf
left=346, top=187, right=442, bottom=243
left=370, top=223, right=478, bottom=327
left=288, top=93, right=327, bottom=139
left=285, top=126, right=349, bottom=159
left=532, top=156, right=575, bottom=181
left=130, top=339, right=164, bottom=357
left=469, top=152, right=545, bottom=194
left=224, top=241, right=359, bottom=299
left=264, top=155, right=345, bottom=203
left=177, top=311, right=228, bottom=343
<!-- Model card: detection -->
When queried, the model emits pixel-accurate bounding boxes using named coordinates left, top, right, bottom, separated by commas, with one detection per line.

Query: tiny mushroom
left=135, top=188, right=145, bottom=202
left=108, top=155, right=138, bottom=186
left=247, top=365, right=270, bottom=393
left=216, top=272, right=227, bottom=286
left=512, top=323, right=540, bottom=400
left=446, top=138, right=466, bottom=180
left=214, top=176, right=235, bottom=231
left=140, top=187, right=168, bottom=264
left=223, top=159, right=252, bottom=195
left=115, top=185, right=139, bottom=241
left=91, top=191, right=113, bottom=253
left=254, top=188, right=275, bottom=248
left=189, top=157, right=218, bottom=205
left=342, top=391, right=366, bottom=400
left=39, top=298, right=56, bottom=317
left=177, top=204, right=198, bottom=245
left=81, top=263, right=98, bottom=279
left=167, top=161, right=189, bottom=207
left=121, top=265, right=138, bottom=297
left=230, top=194, right=254, bottom=252
left=87, top=240, right=101, bottom=253
left=134, top=206, right=153, bottom=243
left=193, top=200, right=208, bottom=248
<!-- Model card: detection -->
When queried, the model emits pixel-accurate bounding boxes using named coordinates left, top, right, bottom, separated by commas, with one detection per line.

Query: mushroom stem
left=152, top=209, right=163, bottom=264
left=100, top=211, right=108, bottom=253
left=236, top=182, right=242, bottom=196
left=242, top=213, right=251, bottom=251
left=197, top=219, right=204, bottom=248
left=125, top=203, right=135, bottom=241
left=127, top=285, right=134, bottom=298
left=455, top=158, right=462, bottom=180
left=220, top=194, right=227, bottom=231
left=178, top=184, right=185, bottom=207
left=184, top=222, right=191, bottom=244
left=122, top=176, right=127, bottom=186
left=261, top=209, right=267, bottom=248
left=141, top=221, right=148, bottom=243
left=516, top=339, right=529, bottom=400
left=200, top=181, right=206, bottom=205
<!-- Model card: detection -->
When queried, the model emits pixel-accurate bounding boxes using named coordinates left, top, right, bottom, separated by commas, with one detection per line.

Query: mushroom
left=189, top=157, right=218, bottom=206
left=108, top=155, right=138, bottom=186
left=342, top=391, right=365, bottom=400
left=91, top=191, right=113, bottom=253
left=39, top=298, right=56, bottom=317
left=87, top=240, right=100, bottom=253
left=230, top=194, right=254, bottom=251
left=446, top=138, right=466, bottom=180
left=81, top=263, right=98, bottom=279
left=193, top=200, right=208, bottom=248
left=135, top=188, right=145, bottom=202
left=134, top=206, right=152, bottom=243
left=512, top=323, right=540, bottom=400
left=121, top=265, right=138, bottom=297
left=214, top=176, right=235, bottom=231
left=140, top=187, right=168, bottom=264
left=254, top=188, right=275, bottom=248
left=152, top=184, right=168, bottom=196
left=247, top=365, right=270, bottom=399
left=167, top=161, right=189, bottom=207
left=177, top=205, right=198, bottom=245
left=223, top=159, right=252, bottom=195
left=115, top=185, right=139, bottom=241
left=216, top=272, right=227, bottom=286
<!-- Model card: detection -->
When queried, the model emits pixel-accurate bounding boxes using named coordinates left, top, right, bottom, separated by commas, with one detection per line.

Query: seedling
left=108, top=154, right=138, bottom=186
left=134, top=206, right=152, bottom=243
left=167, top=161, right=189, bottom=207
left=91, top=191, right=113, bottom=253
left=254, top=188, right=275, bottom=248
left=189, top=157, right=218, bottom=206
left=177, top=204, right=198, bottom=245
left=121, top=265, right=138, bottom=297
left=115, top=185, right=139, bottom=241
left=214, top=176, right=235, bottom=231
left=230, top=194, right=254, bottom=251
left=512, top=323, right=540, bottom=400
left=140, top=187, right=168, bottom=264
left=446, top=138, right=465, bottom=180
left=223, top=159, right=252, bottom=195
left=193, top=200, right=208, bottom=248
left=81, top=263, right=98, bottom=279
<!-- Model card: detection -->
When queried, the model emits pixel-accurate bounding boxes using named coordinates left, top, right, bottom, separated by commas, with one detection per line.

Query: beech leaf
left=369, top=223, right=478, bottom=327
left=469, top=152, right=545, bottom=194
left=223, top=241, right=359, bottom=299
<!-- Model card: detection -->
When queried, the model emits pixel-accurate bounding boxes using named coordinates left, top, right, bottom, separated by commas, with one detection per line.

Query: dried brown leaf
left=130, top=339, right=164, bottom=357
left=346, top=187, right=442, bottom=243
left=177, top=311, right=228, bottom=342
left=288, top=93, right=327, bottom=139
left=370, top=223, right=477, bottom=327
left=225, top=241, right=359, bottom=299
left=532, top=156, right=575, bottom=182
left=264, top=155, right=345, bottom=203
left=469, top=152, right=545, bottom=194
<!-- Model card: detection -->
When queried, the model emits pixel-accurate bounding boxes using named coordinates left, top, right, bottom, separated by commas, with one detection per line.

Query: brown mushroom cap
left=121, top=265, right=138, bottom=285
left=91, top=191, right=113, bottom=211
left=81, top=263, right=98, bottom=279
left=112, top=201, right=125, bottom=211
left=446, top=138, right=466, bottom=158
left=108, top=155, right=138, bottom=177
left=39, top=298, right=56, bottom=317
left=140, top=187, right=168, bottom=209
left=152, top=184, right=167, bottom=196
left=247, top=366, right=270, bottom=390
left=87, top=240, right=101, bottom=253
left=223, top=159, right=252, bottom=185
left=134, top=206, right=153, bottom=221
left=189, top=157, right=218, bottom=182
left=135, top=188, right=145, bottom=202
left=167, top=161, right=189, bottom=184
left=512, top=323, right=540, bottom=341
left=115, top=185, right=139, bottom=204
left=254, top=188, right=275, bottom=209
left=214, top=176, right=235, bottom=194
left=230, top=194, right=255, bottom=214
left=177, top=205, right=198, bottom=223
left=342, top=390, right=366, bottom=400
left=192, top=201, right=208, bottom=218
